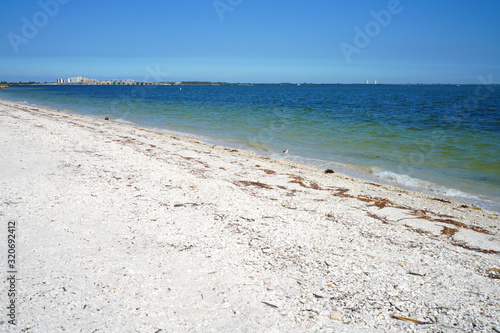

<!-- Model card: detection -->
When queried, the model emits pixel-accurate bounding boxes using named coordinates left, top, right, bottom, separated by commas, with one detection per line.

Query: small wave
left=114, top=118, right=138, bottom=126
left=373, top=170, right=474, bottom=199
left=243, top=140, right=271, bottom=153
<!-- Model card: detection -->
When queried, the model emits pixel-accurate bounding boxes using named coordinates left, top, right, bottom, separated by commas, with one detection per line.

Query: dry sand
left=0, top=99, right=499, bottom=332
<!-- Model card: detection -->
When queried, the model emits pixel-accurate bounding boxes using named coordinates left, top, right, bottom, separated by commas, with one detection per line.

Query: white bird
left=283, top=148, right=288, bottom=154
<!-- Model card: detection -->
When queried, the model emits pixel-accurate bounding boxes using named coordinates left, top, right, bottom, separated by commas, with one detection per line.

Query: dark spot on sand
left=237, top=180, right=273, bottom=189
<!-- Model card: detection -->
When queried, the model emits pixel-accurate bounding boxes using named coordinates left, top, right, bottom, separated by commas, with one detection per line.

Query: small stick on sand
left=262, top=302, right=278, bottom=309
left=391, top=314, right=432, bottom=324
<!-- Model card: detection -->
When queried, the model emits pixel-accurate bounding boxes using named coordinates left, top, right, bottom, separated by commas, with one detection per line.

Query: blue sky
left=1, top=0, right=499, bottom=83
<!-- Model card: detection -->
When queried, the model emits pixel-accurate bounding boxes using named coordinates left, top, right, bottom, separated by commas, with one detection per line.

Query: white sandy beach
left=0, top=99, right=499, bottom=332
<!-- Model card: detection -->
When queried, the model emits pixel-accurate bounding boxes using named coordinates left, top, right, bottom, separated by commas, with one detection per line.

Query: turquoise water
left=2, top=84, right=499, bottom=212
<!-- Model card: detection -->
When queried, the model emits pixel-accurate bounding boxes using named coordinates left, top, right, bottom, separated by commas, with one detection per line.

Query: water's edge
left=3, top=95, right=499, bottom=213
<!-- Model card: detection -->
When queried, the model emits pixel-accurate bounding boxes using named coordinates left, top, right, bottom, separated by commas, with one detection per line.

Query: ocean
left=2, top=84, right=499, bottom=212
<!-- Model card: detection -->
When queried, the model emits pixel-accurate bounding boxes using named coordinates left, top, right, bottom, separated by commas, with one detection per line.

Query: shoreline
left=2, top=94, right=498, bottom=213
left=1, top=99, right=499, bottom=331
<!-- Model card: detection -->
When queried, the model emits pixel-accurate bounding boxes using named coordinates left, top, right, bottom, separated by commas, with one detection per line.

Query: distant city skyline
left=1, top=1, right=499, bottom=84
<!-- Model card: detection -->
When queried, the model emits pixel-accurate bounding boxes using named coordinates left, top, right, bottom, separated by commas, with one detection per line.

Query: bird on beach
left=283, top=148, right=288, bottom=154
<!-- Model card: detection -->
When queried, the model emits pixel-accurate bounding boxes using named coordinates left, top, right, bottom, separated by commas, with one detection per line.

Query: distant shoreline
left=4, top=82, right=500, bottom=86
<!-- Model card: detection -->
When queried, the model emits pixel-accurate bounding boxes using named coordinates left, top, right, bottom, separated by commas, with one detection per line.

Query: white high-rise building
left=68, top=77, right=82, bottom=83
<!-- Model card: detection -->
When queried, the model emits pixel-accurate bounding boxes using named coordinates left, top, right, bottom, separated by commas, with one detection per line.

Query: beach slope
left=0, top=99, right=499, bottom=332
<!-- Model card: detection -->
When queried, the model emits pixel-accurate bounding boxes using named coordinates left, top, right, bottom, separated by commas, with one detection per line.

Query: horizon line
left=2, top=80, right=499, bottom=86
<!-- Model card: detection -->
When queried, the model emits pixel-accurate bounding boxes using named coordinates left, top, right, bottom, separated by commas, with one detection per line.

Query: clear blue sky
left=1, top=0, right=499, bottom=83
